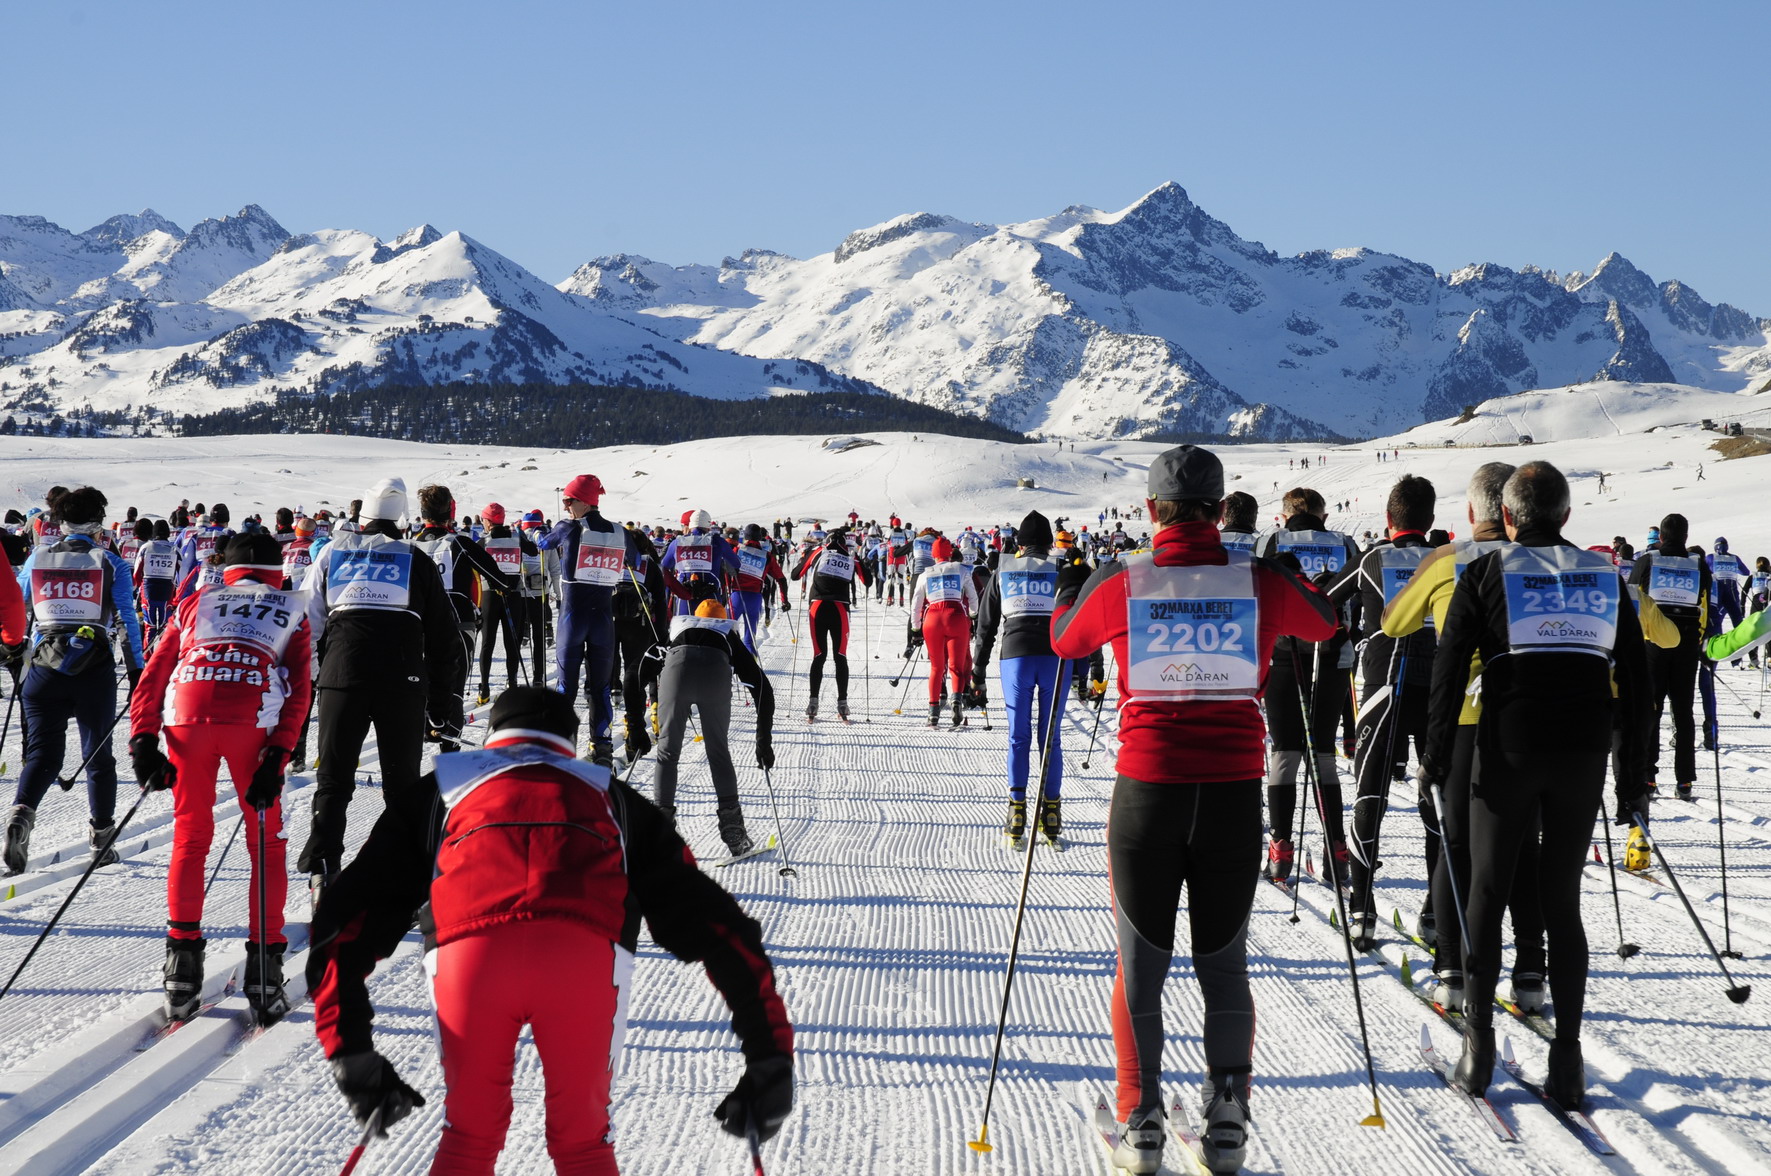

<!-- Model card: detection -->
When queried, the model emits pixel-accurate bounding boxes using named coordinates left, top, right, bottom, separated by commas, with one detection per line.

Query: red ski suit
left=911, top=544, right=979, bottom=705
left=129, top=565, right=313, bottom=943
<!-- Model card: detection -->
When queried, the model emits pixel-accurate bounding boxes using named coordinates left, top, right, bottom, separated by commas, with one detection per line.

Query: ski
left=136, top=974, right=239, bottom=1050
left=1263, top=874, right=1295, bottom=901
left=1043, top=834, right=1067, bottom=854
left=714, top=833, right=778, bottom=868
left=1499, top=1037, right=1616, bottom=1155
left=1391, top=907, right=1436, bottom=955
left=1084, top=1089, right=1196, bottom=1176
left=1418, top=1024, right=1516, bottom=1142
left=1495, top=996, right=1556, bottom=1042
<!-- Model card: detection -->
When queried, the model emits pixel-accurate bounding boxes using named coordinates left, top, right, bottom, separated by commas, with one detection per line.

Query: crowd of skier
left=0, top=447, right=1766, bottom=1175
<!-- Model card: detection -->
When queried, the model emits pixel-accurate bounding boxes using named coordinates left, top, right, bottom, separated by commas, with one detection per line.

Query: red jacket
left=1052, top=521, right=1335, bottom=783
left=731, top=541, right=788, bottom=597
left=0, top=563, right=23, bottom=647
left=129, top=566, right=314, bottom=749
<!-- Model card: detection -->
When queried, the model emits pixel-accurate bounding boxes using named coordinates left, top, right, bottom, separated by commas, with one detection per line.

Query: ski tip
left=3, top=885, right=11, bottom=901
left=1418, top=1023, right=1433, bottom=1047
left=1502, top=1036, right=1518, bottom=1064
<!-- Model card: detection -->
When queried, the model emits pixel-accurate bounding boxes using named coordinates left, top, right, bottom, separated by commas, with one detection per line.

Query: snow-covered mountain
left=4, top=188, right=1767, bottom=440
left=0, top=207, right=880, bottom=425
left=564, top=183, right=1771, bottom=439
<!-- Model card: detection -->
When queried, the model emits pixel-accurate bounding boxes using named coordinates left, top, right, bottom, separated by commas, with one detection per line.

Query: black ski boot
left=927, top=703, right=941, bottom=728
left=837, top=699, right=851, bottom=722
left=1039, top=796, right=1062, bottom=843
left=589, top=739, right=614, bottom=769
left=806, top=699, right=819, bottom=724
left=245, top=941, right=292, bottom=1025
left=950, top=696, right=964, bottom=729
left=1452, top=1023, right=1495, bottom=1096
left=89, top=821, right=122, bottom=868
left=716, top=799, right=754, bottom=858
left=1003, top=799, right=1027, bottom=846
left=1200, top=1070, right=1250, bottom=1175
left=1543, top=1038, right=1585, bottom=1109
left=164, top=937, right=206, bottom=1023
left=657, top=803, right=677, bottom=827
left=4, top=804, right=35, bottom=875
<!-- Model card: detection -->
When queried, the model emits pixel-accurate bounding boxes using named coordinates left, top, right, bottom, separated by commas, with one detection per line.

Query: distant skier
left=911, top=536, right=979, bottom=728
left=792, top=528, right=870, bottom=721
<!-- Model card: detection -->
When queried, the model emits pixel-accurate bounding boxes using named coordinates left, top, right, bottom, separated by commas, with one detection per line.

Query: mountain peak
left=391, top=223, right=442, bottom=251
left=833, top=212, right=970, bottom=264
left=81, top=209, right=185, bottom=248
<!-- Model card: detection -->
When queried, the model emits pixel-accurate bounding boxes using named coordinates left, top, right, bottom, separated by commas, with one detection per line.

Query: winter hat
left=364, top=477, right=409, bottom=523
left=1055, top=529, right=1076, bottom=545
left=563, top=474, right=603, bottom=505
left=1146, top=445, right=1224, bottom=502
left=932, top=536, right=955, bottom=562
left=222, top=533, right=284, bottom=571
left=743, top=523, right=767, bottom=543
left=1016, top=510, right=1054, bottom=550
left=294, top=515, right=316, bottom=536
left=687, top=508, right=713, bottom=530
left=210, top=503, right=231, bottom=526
left=487, top=685, right=580, bottom=747
left=482, top=502, right=506, bottom=525
left=1715, top=536, right=1730, bottom=554
left=695, top=599, right=728, bottom=620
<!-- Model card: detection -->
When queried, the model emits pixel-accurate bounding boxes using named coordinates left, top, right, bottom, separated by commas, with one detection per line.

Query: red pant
left=923, top=605, right=972, bottom=704
left=165, top=724, right=286, bottom=945
left=427, top=920, right=630, bottom=1176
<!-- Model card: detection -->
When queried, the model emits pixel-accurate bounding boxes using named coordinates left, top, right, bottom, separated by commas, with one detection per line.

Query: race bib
left=998, top=557, right=1057, bottom=617
left=193, top=585, right=301, bottom=658
left=1379, top=546, right=1430, bottom=605
left=675, top=535, right=714, bottom=576
left=913, top=536, right=936, bottom=563
left=326, top=545, right=414, bottom=610
left=738, top=545, right=769, bottom=581
left=485, top=537, right=523, bottom=575
left=1276, top=531, right=1348, bottom=578
left=923, top=568, right=963, bottom=603
left=1219, top=531, right=1257, bottom=554
left=1713, top=560, right=1742, bottom=583
left=820, top=551, right=855, bottom=581
left=141, top=545, right=177, bottom=581
left=1501, top=547, right=1619, bottom=658
left=1125, top=553, right=1260, bottom=700
left=574, top=526, right=624, bottom=587
left=31, top=562, right=106, bottom=626
left=1645, top=555, right=1700, bottom=608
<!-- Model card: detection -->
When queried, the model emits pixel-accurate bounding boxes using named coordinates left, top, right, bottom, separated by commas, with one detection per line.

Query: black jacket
left=972, top=546, right=1056, bottom=672
left=1327, top=531, right=1437, bottom=689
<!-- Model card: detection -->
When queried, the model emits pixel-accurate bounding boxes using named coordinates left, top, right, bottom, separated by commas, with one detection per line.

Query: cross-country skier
left=412, top=487, right=517, bottom=735
left=642, top=596, right=776, bottom=857
left=971, top=510, right=1063, bottom=846
left=792, top=528, right=870, bottom=721
left=661, top=509, right=740, bottom=617
left=295, top=477, right=461, bottom=898
left=1218, top=491, right=1259, bottom=554
left=176, top=504, right=233, bottom=586
left=911, top=536, right=979, bottom=729
left=1052, top=445, right=1336, bottom=1175
left=306, top=685, right=794, bottom=1175
left=1708, top=537, right=1749, bottom=640
left=128, top=533, right=313, bottom=1023
left=1425, top=461, right=1651, bottom=1109
left=1628, top=515, right=1712, bottom=799
left=730, top=524, right=789, bottom=653
left=475, top=502, right=540, bottom=702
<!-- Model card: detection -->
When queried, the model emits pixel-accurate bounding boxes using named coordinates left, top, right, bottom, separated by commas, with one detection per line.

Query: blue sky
left=9, top=0, right=1769, bottom=310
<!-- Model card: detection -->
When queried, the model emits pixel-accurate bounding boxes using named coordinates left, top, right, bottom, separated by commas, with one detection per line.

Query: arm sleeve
left=271, top=620, right=314, bottom=749
left=455, top=537, right=515, bottom=592
left=909, top=575, right=928, bottom=626
left=1706, top=607, right=1771, bottom=661
left=1051, top=562, right=1126, bottom=659
left=1256, top=559, right=1337, bottom=641
left=1424, top=561, right=1488, bottom=771
left=972, top=576, right=1002, bottom=669
left=536, top=520, right=574, bottom=553
left=0, top=563, right=23, bottom=646
left=619, top=784, right=793, bottom=1061
left=109, top=552, right=145, bottom=669
left=1633, top=586, right=1682, bottom=650
left=1380, top=546, right=1453, bottom=637
left=416, top=558, right=464, bottom=716
left=729, top=637, right=775, bottom=744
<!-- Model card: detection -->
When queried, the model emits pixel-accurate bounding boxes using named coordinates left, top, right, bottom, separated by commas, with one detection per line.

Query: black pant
left=1646, top=638, right=1699, bottom=785
left=300, top=685, right=427, bottom=873
left=13, top=658, right=119, bottom=827
left=1264, top=642, right=1347, bottom=846
left=1464, top=749, right=1602, bottom=1041
left=1347, top=670, right=1432, bottom=914
left=519, top=595, right=548, bottom=686
left=477, top=592, right=526, bottom=696
left=615, top=615, right=657, bottom=752
left=1107, top=775, right=1261, bottom=1117
left=809, top=600, right=850, bottom=704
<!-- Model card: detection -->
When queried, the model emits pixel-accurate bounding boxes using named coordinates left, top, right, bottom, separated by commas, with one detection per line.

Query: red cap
left=482, top=502, right=506, bottom=525
left=932, top=536, right=955, bottom=562
left=563, top=474, right=603, bottom=505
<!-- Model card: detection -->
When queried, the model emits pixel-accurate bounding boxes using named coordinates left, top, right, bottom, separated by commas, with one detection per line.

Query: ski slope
left=0, top=413, right=1769, bottom=1175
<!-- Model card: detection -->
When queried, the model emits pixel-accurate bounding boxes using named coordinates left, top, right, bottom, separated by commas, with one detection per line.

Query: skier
left=730, top=524, right=790, bottom=653
left=517, top=509, right=554, bottom=684
left=4, top=486, right=146, bottom=875
left=1708, top=537, right=1749, bottom=639
left=133, top=519, right=179, bottom=636
left=1258, top=488, right=1359, bottom=886
left=909, top=536, right=978, bottom=729
left=295, top=477, right=462, bottom=897
left=176, top=504, right=233, bottom=586
left=643, top=596, right=776, bottom=856
left=1217, top=491, right=1259, bottom=554
left=127, top=533, right=313, bottom=1023
left=281, top=514, right=318, bottom=588
left=1052, top=445, right=1336, bottom=1174
left=792, top=528, right=870, bottom=721
left=612, top=526, right=668, bottom=763
left=536, top=474, right=636, bottom=766
left=1425, top=461, right=1650, bottom=1109
left=475, top=502, right=540, bottom=702
left=971, top=511, right=1063, bottom=846
left=1628, top=515, right=1711, bottom=799
left=661, top=509, right=740, bottom=617
left=883, top=522, right=911, bottom=605
left=305, top=685, right=794, bottom=1174
left=1326, top=474, right=1439, bottom=948
left=411, top=487, right=517, bottom=732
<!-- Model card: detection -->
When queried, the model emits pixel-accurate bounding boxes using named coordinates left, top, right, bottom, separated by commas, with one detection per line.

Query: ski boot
left=1074, top=678, right=1091, bottom=705
left=716, top=799, right=754, bottom=858
left=657, top=803, right=677, bottom=828
left=837, top=699, right=851, bottom=723
left=3, top=804, right=34, bottom=876
left=589, top=739, right=614, bottom=770
left=1543, top=1039, right=1585, bottom=1110
left=476, top=691, right=491, bottom=707
left=1625, top=823, right=1651, bottom=872
left=163, top=937, right=206, bottom=1023
left=1199, top=1071, right=1250, bottom=1175
left=308, top=861, right=338, bottom=918
left=806, top=699, right=819, bottom=724
left=1675, top=781, right=1694, bottom=801
left=1415, top=908, right=1437, bottom=950
left=1110, top=1105, right=1166, bottom=1175
left=950, top=696, right=965, bottom=729
left=89, top=821, right=122, bottom=868
left=1430, top=969, right=1466, bottom=1014
left=244, top=941, right=292, bottom=1026
left=1003, top=799, right=1027, bottom=848
left=1452, top=1023, right=1495, bottom=1096
left=1261, top=837, right=1294, bottom=882
left=1348, top=907, right=1379, bottom=953
left=1328, top=838, right=1353, bottom=890
left=927, top=703, right=941, bottom=728
left=1038, top=796, right=1062, bottom=844
left=1501, top=971, right=1546, bottom=1014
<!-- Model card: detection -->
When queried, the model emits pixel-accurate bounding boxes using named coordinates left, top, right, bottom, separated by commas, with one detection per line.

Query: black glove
left=330, top=1051, right=425, bottom=1134
left=757, top=740, right=775, bottom=771
left=129, top=732, right=177, bottom=791
left=714, top=1054, right=793, bottom=1143
left=780, top=598, right=790, bottom=613
left=126, top=664, right=142, bottom=693
left=246, top=747, right=290, bottom=810
left=1, top=641, right=25, bottom=669
left=1055, top=561, right=1092, bottom=603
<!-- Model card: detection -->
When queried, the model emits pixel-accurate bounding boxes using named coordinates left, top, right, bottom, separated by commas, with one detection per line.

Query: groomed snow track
left=1, top=589, right=1769, bottom=1175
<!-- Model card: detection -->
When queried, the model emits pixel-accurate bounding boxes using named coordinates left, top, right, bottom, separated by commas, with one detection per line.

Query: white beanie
left=365, top=476, right=409, bottom=523
left=688, top=508, right=713, bottom=530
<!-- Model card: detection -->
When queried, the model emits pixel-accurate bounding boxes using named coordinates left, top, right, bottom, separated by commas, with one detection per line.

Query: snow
left=1, top=414, right=1770, bottom=1174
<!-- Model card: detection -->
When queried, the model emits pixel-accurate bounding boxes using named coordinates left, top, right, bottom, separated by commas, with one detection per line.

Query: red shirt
left=1052, top=521, right=1336, bottom=783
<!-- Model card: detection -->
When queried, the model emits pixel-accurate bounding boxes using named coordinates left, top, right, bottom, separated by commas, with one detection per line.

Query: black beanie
left=223, top=533, right=284, bottom=569
left=488, top=686, right=580, bottom=742
left=1017, top=510, right=1054, bottom=550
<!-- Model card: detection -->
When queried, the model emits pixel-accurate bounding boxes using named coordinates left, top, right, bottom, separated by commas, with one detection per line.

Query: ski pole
left=58, top=691, right=133, bottom=791
left=760, top=767, right=796, bottom=878
left=0, top=783, right=149, bottom=1006
left=337, top=1105, right=385, bottom=1176
left=254, top=807, right=270, bottom=1022
left=1714, top=670, right=1761, bottom=721
left=1291, top=645, right=1386, bottom=1128
left=205, top=811, right=246, bottom=898
left=1079, top=675, right=1108, bottom=769
left=886, top=650, right=914, bottom=688
left=1426, top=781, right=1474, bottom=964
left=1713, top=744, right=1743, bottom=959
left=1597, top=808, right=1640, bottom=959
left=745, top=1110, right=767, bottom=1176
left=862, top=589, right=872, bottom=722
left=1630, top=809, right=1751, bottom=1003
left=0, top=670, right=17, bottom=776
left=969, top=659, right=1068, bottom=1154
left=1288, top=745, right=1310, bottom=925
left=892, top=647, right=922, bottom=715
